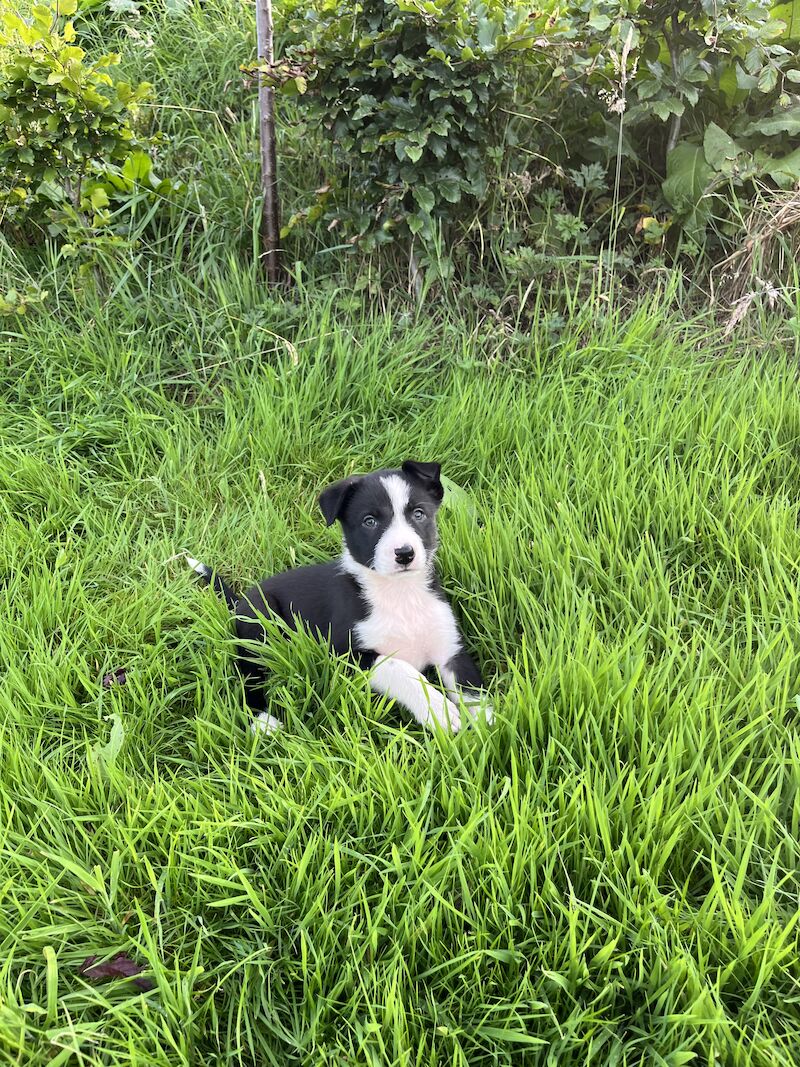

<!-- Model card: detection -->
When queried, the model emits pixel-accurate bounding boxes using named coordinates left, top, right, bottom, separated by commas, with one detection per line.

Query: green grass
left=2, top=0, right=800, bottom=1061
left=2, top=269, right=800, bottom=1065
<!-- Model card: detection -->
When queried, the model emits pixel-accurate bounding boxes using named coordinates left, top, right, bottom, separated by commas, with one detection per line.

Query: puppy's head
left=319, top=460, right=444, bottom=576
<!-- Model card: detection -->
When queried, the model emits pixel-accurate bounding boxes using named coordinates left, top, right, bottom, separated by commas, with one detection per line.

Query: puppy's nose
left=395, top=545, right=415, bottom=566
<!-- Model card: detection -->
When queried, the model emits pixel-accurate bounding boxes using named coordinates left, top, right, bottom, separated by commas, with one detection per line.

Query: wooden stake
left=255, top=0, right=281, bottom=284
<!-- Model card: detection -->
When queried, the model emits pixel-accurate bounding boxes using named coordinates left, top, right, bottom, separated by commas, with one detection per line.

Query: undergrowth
left=1, top=277, right=800, bottom=1063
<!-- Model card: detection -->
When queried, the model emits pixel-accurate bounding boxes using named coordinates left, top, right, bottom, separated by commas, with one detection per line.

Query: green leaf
left=758, top=66, right=778, bottom=93
left=413, top=186, right=435, bottom=213
left=437, top=177, right=462, bottom=203
left=745, top=47, right=762, bottom=75
left=280, top=76, right=307, bottom=96
left=476, top=1028, right=546, bottom=1046
left=662, top=143, right=714, bottom=241
left=735, top=64, right=759, bottom=90
left=587, top=11, right=611, bottom=31
left=90, top=714, right=125, bottom=776
left=663, top=144, right=714, bottom=210
left=408, top=212, right=425, bottom=235
left=772, top=1, right=800, bottom=40
left=785, top=69, right=800, bottom=83
left=352, top=94, right=377, bottom=121
left=121, top=149, right=153, bottom=186
left=703, top=122, right=740, bottom=171
left=718, top=64, right=739, bottom=105
left=90, top=186, right=109, bottom=210
left=651, top=98, right=684, bottom=121
left=476, top=16, right=499, bottom=51
left=441, top=475, right=477, bottom=518
left=744, top=105, right=800, bottom=136
left=756, top=146, right=800, bottom=188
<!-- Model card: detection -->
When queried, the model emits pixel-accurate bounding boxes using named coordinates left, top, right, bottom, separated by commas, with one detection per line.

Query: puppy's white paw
left=458, top=692, right=494, bottom=726
left=428, top=694, right=461, bottom=733
left=251, top=712, right=283, bottom=735
left=474, top=702, right=494, bottom=725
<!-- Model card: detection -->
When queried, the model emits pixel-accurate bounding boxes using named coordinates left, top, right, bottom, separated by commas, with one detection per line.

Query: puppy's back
left=236, top=562, right=368, bottom=657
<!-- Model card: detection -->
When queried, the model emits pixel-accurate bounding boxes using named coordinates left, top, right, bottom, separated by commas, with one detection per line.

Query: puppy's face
left=320, top=461, right=444, bottom=576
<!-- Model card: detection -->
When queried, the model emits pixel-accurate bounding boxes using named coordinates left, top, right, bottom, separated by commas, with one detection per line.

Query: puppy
left=189, top=461, right=491, bottom=733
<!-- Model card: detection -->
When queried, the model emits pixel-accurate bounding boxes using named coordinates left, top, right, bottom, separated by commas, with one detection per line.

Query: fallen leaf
left=79, top=953, right=154, bottom=991
left=90, top=713, right=126, bottom=776
left=102, top=668, right=127, bottom=688
left=440, top=475, right=478, bottom=520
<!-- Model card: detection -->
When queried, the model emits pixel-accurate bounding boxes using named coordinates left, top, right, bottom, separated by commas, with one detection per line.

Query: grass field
left=2, top=0, right=800, bottom=1060
left=2, top=270, right=800, bottom=1065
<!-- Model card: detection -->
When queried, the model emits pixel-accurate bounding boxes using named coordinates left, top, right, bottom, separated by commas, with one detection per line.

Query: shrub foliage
left=543, top=0, right=800, bottom=252
left=269, top=0, right=540, bottom=249
left=0, top=0, right=170, bottom=256
left=268, top=0, right=800, bottom=266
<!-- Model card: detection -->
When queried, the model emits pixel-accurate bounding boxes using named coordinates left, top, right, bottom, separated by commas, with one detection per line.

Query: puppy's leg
left=238, top=657, right=283, bottom=734
left=236, top=596, right=285, bottom=734
left=440, top=652, right=493, bottom=725
left=370, top=657, right=461, bottom=733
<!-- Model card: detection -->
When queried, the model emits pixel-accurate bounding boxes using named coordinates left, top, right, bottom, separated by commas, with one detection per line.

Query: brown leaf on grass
left=101, top=668, right=127, bottom=689
left=79, top=953, right=154, bottom=990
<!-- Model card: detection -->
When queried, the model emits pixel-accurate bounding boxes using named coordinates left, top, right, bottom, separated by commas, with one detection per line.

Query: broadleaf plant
left=272, top=0, right=542, bottom=250
left=0, top=0, right=173, bottom=258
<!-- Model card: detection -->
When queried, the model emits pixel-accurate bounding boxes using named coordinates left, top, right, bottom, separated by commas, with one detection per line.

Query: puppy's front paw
left=251, top=712, right=283, bottom=735
left=474, top=702, right=493, bottom=725
left=429, top=694, right=461, bottom=734
left=458, top=692, right=494, bottom=726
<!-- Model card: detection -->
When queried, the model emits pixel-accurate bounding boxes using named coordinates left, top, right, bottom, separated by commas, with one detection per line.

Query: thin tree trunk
left=665, top=13, right=682, bottom=156
left=409, top=245, right=423, bottom=302
left=255, top=0, right=281, bottom=284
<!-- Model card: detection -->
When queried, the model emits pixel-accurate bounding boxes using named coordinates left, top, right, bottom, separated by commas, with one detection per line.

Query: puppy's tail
left=186, top=555, right=239, bottom=611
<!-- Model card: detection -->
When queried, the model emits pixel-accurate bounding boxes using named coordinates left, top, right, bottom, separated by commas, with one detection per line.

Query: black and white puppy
left=188, top=461, right=491, bottom=733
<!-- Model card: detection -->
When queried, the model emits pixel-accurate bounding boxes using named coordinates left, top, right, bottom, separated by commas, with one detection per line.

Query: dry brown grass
left=710, top=186, right=800, bottom=335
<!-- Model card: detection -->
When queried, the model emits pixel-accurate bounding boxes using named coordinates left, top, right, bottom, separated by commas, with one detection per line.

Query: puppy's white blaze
left=373, top=474, right=425, bottom=575
left=370, top=657, right=461, bottom=732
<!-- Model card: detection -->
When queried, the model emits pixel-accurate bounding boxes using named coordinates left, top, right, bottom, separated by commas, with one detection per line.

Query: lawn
left=2, top=275, right=800, bottom=1065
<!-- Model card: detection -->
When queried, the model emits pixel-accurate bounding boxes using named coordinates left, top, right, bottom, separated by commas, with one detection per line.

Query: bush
left=539, top=0, right=800, bottom=256
left=0, top=0, right=173, bottom=259
left=263, top=0, right=799, bottom=283
left=268, top=0, right=544, bottom=251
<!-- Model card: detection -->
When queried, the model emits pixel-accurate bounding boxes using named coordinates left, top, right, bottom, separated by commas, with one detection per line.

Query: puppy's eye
left=362, top=515, right=377, bottom=528
left=412, top=507, right=426, bottom=522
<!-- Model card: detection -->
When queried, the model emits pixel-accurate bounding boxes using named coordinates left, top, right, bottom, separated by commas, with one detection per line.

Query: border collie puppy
left=188, top=461, right=492, bottom=734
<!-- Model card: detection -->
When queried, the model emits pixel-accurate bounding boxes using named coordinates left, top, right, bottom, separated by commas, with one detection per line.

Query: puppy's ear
left=319, top=476, right=360, bottom=527
left=402, top=460, right=444, bottom=501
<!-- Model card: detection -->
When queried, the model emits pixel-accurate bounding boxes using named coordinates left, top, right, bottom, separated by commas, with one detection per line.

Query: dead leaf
left=79, top=953, right=154, bottom=991
left=102, top=668, right=127, bottom=689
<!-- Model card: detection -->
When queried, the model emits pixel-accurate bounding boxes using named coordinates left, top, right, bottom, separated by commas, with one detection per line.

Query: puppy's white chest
left=354, top=580, right=460, bottom=671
